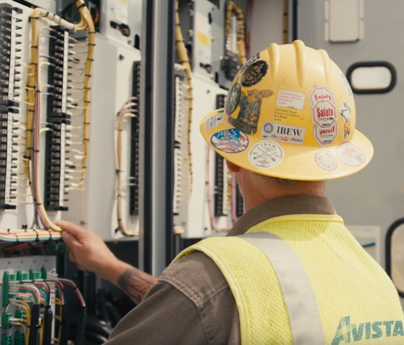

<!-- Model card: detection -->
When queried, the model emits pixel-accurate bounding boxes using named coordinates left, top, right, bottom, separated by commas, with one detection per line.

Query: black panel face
left=214, top=152, right=224, bottom=217
left=44, top=26, right=69, bottom=211
left=129, top=61, right=140, bottom=216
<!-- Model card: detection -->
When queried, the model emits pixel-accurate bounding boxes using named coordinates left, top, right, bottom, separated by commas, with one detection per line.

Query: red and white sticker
left=315, top=150, right=338, bottom=171
left=312, top=100, right=336, bottom=128
left=314, top=123, right=338, bottom=146
left=277, top=90, right=305, bottom=110
left=309, top=86, right=336, bottom=107
left=336, top=142, right=365, bottom=166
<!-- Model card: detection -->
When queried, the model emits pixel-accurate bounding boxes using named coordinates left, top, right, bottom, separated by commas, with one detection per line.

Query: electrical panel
left=0, top=0, right=95, bottom=244
left=0, top=256, right=86, bottom=345
left=181, top=74, right=239, bottom=238
left=177, top=0, right=244, bottom=89
left=63, top=36, right=141, bottom=241
left=175, top=1, right=247, bottom=238
left=173, top=64, right=191, bottom=233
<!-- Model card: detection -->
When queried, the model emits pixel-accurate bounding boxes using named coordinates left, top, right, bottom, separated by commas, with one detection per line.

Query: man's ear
left=226, top=160, right=240, bottom=173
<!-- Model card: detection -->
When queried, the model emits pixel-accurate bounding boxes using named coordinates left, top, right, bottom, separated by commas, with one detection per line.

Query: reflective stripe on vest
left=240, top=232, right=326, bottom=345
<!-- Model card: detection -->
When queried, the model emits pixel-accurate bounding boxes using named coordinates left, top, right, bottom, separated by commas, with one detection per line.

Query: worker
left=58, top=40, right=404, bottom=344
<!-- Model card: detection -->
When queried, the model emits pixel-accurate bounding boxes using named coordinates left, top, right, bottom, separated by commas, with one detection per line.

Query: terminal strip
left=44, top=26, right=70, bottom=211
left=213, top=94, right=227, bottom=217
left=173, top=65, right=189, bottom=216
left=0, top=4, right=21, bottom=209
left=129, top=61, right=140, bottom=215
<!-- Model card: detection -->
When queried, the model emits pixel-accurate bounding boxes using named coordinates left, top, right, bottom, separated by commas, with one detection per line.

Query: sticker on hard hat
left=261, top=121, right=305, bottom=145
left=336, top=142, right=365, bottom=166
left=309, top=86, right=336, bottom=107
left=239, top=53, right=260, bottom=73
left=226, top=83, right=241, bottom=115
left=205, top=113, right=224, bottom=130
left=210, top=128, right=249, bottom=154
left=228, top=89, right=273, bottom=134
left=315, top=150, right=338, bottom=171
left=248, top=140, right=284, bottom=169
left=312, top=101, right=337, bottom=128
left=241, top=61, right=268, bottom=87
left=339, top=102, right=352, bottom=140
left=314, top=123, right=338, bottom=146
left=277, top=90, right=305, bottom=110
left=339, top=72, right=354, bottom=98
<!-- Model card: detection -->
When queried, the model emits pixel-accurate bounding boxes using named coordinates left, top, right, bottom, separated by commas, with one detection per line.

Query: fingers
left=76, top=264, right=87, bottom=272
left=56, top=220, right=88, bottom=240
left=69, top=250, right=76, bottom=263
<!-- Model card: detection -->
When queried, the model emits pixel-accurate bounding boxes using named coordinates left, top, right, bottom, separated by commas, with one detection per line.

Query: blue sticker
left=239, top=53, right=260, bottom=73
left=211, top=128, right=249, bottom=154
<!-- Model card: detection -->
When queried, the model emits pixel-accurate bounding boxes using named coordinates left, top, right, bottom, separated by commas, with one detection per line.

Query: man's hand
left=57, top=221, right=122, bottom=284
left=57, top=220, right=158, bottom=303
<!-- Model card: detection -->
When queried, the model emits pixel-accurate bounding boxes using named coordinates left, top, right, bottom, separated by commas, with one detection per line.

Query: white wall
left=250, top=0, right=284, bottom=56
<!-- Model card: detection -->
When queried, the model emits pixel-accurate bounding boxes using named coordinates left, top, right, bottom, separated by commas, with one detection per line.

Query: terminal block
left=236, top=182, right=244, bottom=218
left=0, top=3, right=21, bottom=210
left=213, top=94, right=227, bottom=217
left=1, top=334, right=11, bottom=345
left=173, top=66, right=189, bottom=217
left=129, top=61, right=140, bottom=215
left=44, top=26, right=69, bottom=211
left=214, top=153, right=225, bottom=217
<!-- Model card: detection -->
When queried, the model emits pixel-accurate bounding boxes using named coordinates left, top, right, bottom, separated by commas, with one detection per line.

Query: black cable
left=28, top=305, right=40, bottom=345
left=59, top=304, right=70, bottom=345
left=43, top=306, right=53, bottom=345
left=86, top=316, right=113, bottom=338
left=84, top=331, right=108, bottom=345
left=74, top=307, right=87, bottom=345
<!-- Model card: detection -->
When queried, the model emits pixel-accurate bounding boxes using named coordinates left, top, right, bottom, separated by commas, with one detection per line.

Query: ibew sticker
left=277, top=90, right=305, bottom=110
left=261, top=122, right=305, bottom=145
left=248, top=140, right=284, bottom=169
left=205, top=114, right=224, bottom=130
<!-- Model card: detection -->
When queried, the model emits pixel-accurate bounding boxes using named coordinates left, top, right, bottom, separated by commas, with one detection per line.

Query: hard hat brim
left=200, top=109, right=374, bottom=181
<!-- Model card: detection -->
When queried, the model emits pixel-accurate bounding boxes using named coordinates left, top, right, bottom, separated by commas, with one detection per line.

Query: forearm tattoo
left=118, top=268, right=156, bottom=304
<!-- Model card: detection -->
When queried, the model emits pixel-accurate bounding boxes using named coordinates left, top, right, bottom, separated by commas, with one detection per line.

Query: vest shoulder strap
left=240, top=231, right=326, bottom=345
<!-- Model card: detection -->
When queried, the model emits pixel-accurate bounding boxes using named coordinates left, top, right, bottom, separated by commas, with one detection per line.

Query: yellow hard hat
left=199, top=40, right=373, bottom=181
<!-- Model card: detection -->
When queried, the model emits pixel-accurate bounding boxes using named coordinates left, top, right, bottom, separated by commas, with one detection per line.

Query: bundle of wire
left=24, top=0, right=95, bottom=232
left=115, top=99, right=138, bottom=236
left=225, top=1, right=247, bottom=66
left=7, top=274, right=85, bottom=345
left=175, top=1, right=193, bottom=195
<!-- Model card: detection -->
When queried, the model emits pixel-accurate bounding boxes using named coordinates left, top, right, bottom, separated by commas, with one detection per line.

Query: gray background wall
left=248, top=0, right=404, bottom=270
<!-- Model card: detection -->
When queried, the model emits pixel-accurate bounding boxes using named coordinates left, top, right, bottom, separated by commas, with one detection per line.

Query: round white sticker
left=248, top=140, right=284, bottom=169
left=336, top=142, right=365, bottom=167
left=315, top=150, right=338, bottom=171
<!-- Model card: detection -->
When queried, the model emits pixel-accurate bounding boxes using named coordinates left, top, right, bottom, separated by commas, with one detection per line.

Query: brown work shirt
left=106, top=195, right=335, bottom=345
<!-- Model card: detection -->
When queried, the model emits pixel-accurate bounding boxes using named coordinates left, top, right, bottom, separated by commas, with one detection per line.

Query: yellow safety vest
left=175, top=214, right=404, bottom=345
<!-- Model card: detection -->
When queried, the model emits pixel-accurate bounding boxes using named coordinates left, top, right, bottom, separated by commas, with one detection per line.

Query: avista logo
left=332, top=316, right=404, bottom=345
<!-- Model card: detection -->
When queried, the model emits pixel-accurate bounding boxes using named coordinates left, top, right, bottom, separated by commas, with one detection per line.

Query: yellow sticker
left=197, top=31, right=211, bottom=47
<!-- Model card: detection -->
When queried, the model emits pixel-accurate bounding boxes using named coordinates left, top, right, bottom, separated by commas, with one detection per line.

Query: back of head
left=200, top=40, right=373, bottom=185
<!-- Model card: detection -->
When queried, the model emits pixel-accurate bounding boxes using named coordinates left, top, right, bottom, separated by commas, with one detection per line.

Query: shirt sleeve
left=104, top=252, right=240, bottom=345
left=105, top=279, right=209, bottom=345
